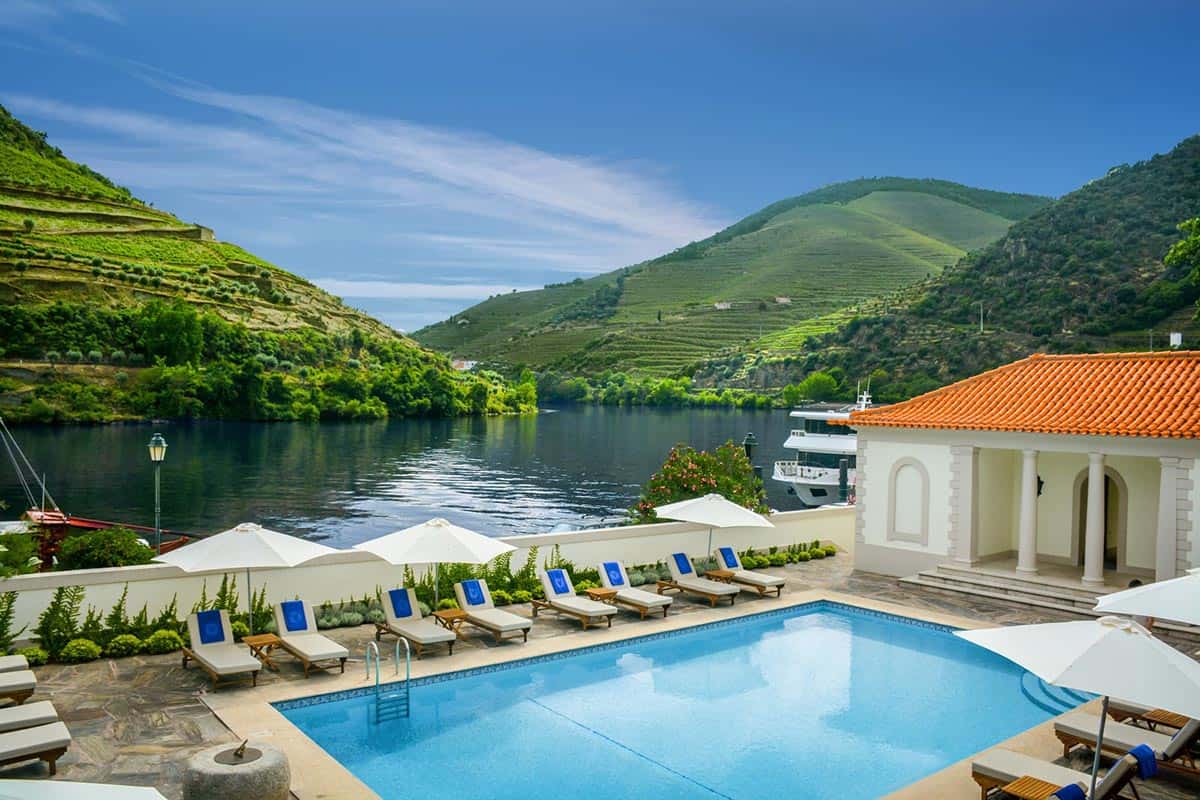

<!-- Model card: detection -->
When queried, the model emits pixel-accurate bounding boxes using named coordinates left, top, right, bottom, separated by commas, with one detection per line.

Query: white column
left=1016, top=449, right=1039, bottom=574
left=1082, top=452, right=1106, bottom=587
left=1156, top=457, right=1179, bottom=581
left=951, top=446, right=979, bottom=564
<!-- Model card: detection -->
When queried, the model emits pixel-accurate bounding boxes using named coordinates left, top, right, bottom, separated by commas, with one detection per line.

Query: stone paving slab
left=3, top=556, right=1195, bottom=799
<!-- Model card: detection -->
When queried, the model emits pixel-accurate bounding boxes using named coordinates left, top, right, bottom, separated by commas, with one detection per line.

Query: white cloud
left=0, top=0, right=121, bottom=28
left=315, top=279, right=540, bottom=301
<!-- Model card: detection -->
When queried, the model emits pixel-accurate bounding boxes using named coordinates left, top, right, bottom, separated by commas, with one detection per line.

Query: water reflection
left=1, top=406, right=801, bottom=546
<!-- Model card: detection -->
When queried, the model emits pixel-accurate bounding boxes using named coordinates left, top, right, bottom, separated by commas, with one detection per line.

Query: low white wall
left=1, top=506, right=855, bottom=638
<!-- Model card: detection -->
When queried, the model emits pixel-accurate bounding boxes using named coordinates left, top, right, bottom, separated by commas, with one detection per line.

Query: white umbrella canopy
left=0, top=781, right=166, bottom=799
left=156, top=522, right=340, bottom=633
left=957, top=616, right=1200, bottom=794
left=354, top=517, right=516, bottom=603
left=654, top=493, right=773, bottom=557
left=1093, top=572, right=1200, bottom=626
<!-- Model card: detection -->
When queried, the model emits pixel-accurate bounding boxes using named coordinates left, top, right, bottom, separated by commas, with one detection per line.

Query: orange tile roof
left=845, top=351, right=1200, bottom=439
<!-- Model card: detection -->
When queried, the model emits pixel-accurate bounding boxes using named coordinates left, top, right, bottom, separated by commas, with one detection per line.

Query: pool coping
left=199, top=589, right=1027, bottom=800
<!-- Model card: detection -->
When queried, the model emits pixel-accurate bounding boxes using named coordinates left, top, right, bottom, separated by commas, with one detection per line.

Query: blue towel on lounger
left=1052, top=784, right=1085, bottom=800
left=196, top=609, right=225, bottom=644
left=388, top=588, right=412, bottom=619
left=1130, top=743, right=1157, bottom=779
left=280, top=600, right=308, bottom=632
left=603, top=562, right=624, bottom=587
left=718, top=547, right=738, bottom=569
left=672, top=553, right=693, bottom=575
left=462, top=579, right=486, bottom=606
left=547, top=569, right=571, bottom=596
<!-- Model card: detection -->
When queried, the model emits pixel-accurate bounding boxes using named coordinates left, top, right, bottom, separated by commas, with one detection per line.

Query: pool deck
left=7, top=557, right=1199, bottom=799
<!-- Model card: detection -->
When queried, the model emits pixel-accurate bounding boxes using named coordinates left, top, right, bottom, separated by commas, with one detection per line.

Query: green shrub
left=103, top=634, right=143, bottom=658
left=34, top=585, right=85, bottom=656
left=58, top=638, right=102, bottom=663
left=0, top=592, right=24, bottom=653
left=366, top=608, right=385, bottom=624
left=784, top=552, right=797, bottom=564
left=340, top=611, right=364, bottom=627
left=628, top=571, right=645, bottom=587
left=768, top=553, right=787, bottom=567
left=57, top=528, right=153, bottom=570
left=417, top=601, right=432, bottom=617
left=315, top=614, right=337, bottom=630
left=657, top=567, right=672, bottom=582
left=796, top=551, right=811, bottom=562
left=511, top=590, right=532, bottom=605
left=230, top=620, right=250, bottom=640
left=810, top=539, right=821, bottom=551
left=65, top=349, right=83, bottom=362
left=808, top=549, right=826, bottom=560
left=17, top=646, right=48, bottom=666
left=491, top=590, right=512, bottom=606
left=823, top=545, right=838, bottom=557
left=142, top=629, right=183, bottom=654
left=574, top=580, right=599, bottom=594
left=91, top=257, right=103, bottom=267
left=259, top=618, right=277, bottom=634
left=436, top=598, right=459, bottom=611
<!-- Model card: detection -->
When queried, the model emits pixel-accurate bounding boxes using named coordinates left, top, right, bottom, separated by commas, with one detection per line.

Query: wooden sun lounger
left=611, top=592, right=670, bottom=619
left=530, top=597, right=614, bottom=630
left=0, top=721, right=71, bottom=776
left=375, top=620, right=457, bottom=657
left=1055, top=712, right=1200, bottom=778
left=181, top=647, right=260, bottom=689
left=0, top=670, right=36, bottom=706
left=655, top=579, right=736, bottom=607
left=534, top=570, right=617, bottom=630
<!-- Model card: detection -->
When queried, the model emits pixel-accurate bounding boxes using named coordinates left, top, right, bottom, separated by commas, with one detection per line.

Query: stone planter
left=183, top=741, right=290, bottom=800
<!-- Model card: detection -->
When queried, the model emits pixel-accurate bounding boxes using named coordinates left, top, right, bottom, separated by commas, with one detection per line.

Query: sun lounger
left=0, top=701, right=58, bottom=734
left=0, top=720, right=71, bottom=775
left=598, top=561, right=671, bottom=619
left=182, top=610, right=261, bottom=689
left=971, top=748, right=1141, bottom=800
left=658, top=553, right=738, bottom=607
left=533, top=569, right=617, bottom=630
left=1055, top=710, right=1200, bottom=777
left=715, top=547, right=785, bottom=597
left=375, top=588, right=456, bottom=657
left=454, top=579, right=532, bottom=643
left=0, top=670, right=36, bottom=705
left=273, top=601, right=349, bottom=677
left=0, top=655, right=28, bottom=674
left=1108, top=698, right=1190, bottom=730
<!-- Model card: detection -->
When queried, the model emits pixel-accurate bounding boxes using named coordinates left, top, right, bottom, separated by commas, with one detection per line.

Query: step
left=915, top=568, right=1101, bottom=610
left=898, top=575, right=1200, bottom=644
left=934, top=564, right=1104, bottom=604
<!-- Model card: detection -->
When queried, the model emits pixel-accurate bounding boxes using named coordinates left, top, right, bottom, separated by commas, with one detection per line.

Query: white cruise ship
left=771, top=390, right=871, bottom=506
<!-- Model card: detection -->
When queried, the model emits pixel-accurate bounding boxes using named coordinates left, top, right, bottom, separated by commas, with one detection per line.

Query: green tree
left=22, top=219, right=34, bottom=233
left=629, top=442, right=767, bottom=524
left=1164, top=217, right=1200, bottom=318
left=138, top=300, right=203, bottom=365
left=796, top=371, right=838, bottom=401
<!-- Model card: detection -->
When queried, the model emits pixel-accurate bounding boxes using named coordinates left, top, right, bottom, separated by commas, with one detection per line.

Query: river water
left=0, top=407, right=812, bottom=547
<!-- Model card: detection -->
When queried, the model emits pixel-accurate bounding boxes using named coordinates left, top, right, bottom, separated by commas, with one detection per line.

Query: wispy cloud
left=315, top=279, right=541, bottom=301
left=0, top=0, right=122, bottom=29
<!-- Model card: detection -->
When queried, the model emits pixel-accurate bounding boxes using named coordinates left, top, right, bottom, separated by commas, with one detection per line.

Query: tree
left=629, top=442, right=767, bottom=524
left=22, top=219, right=34, bottom=233
left=796, top=371, right=838, bottom=401
left=1164, top=217, right=1200, bottom=318
left=138, top=300, right=203, bottom=365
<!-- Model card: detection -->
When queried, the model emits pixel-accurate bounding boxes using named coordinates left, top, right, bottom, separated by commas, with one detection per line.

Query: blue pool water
left=277, top=603, right=1067, bottom=799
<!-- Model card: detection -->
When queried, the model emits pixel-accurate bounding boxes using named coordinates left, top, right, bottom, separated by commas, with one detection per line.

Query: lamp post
left=148, top=433, right=167, bottom=554
left=742, top=432, right=761, bottom=480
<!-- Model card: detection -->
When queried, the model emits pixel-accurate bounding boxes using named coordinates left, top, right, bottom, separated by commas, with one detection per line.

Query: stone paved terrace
left=4, top=557, right=1198, bottom=799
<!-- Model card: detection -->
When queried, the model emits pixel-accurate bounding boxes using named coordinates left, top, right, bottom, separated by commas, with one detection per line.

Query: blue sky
left=3, top=1, right=1198, bottom=331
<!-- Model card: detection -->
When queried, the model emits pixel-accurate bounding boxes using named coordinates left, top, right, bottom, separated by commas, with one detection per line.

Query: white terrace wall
left=2, top=506, right=855, bottom=637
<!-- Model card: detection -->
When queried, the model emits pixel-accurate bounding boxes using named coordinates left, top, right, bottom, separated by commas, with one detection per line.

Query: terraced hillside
left=416, top=179, right=1049, bottom=376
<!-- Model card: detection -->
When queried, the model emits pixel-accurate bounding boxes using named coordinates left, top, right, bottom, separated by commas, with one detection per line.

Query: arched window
left=888, top=458, right=929, bottom=545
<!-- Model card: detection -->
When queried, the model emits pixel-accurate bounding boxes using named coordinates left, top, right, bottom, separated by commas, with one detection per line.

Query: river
left=0, top=406, right=815, bottom=547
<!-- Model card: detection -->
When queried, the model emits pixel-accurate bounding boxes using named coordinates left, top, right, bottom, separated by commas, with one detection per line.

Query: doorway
left=1074, top=467, right=1127, bottom=572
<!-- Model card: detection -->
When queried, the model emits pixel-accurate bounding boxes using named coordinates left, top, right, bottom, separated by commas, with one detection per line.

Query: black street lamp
left=148, top=433, right=167, bottom=554
left=742, top=432, right=758, bottom=463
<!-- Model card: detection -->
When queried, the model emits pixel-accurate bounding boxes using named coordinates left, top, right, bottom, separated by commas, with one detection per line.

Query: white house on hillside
left=847, top=352, right=1200, bottom=592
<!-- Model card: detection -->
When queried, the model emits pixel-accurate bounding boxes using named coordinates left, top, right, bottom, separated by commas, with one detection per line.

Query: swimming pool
left=277, top=602, right=1070, bottom=799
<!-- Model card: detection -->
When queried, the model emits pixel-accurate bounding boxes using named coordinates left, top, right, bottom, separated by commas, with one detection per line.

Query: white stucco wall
left=1190, top=460, right=1200, bottom=570
left=1107, top=455, right=1159, bottom=571
left=976, top=448, right=1016, bottom=558
left=858, top=436, right=953, bottom=556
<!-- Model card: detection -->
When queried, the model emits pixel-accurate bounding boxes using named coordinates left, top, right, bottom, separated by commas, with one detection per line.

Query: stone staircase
left=900, top=563, right=1200, bottom=645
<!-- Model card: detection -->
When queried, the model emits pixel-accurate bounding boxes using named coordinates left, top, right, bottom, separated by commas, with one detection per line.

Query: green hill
left=415, top=178, right=1050, bottom=376
left=0, top=105, right=531, bottom=422
left=713, top=134, right=1200, bottom=400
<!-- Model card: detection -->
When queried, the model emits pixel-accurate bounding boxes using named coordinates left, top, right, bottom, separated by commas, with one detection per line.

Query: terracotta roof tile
left=845, top=351, right=1200, bottom=439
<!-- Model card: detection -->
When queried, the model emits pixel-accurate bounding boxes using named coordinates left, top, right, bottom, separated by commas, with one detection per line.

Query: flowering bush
left=629, top=442, right=767, bottom=524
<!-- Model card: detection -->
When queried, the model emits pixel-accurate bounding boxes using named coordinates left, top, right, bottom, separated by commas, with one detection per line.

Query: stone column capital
left=1088, top=452, right=1105, bottom=465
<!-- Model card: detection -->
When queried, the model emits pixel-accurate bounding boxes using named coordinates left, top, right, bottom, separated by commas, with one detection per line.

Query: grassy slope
left=0, top=106, right=405, bottom=343
left=417, top=179, right=1050, bottom=375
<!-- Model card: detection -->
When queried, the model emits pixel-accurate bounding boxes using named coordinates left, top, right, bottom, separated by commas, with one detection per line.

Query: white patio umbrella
left=155, top=522, right=339, bottom=634
left=1093, top=572, right=1200, bottom=626
left=957, top=616, right=1200, bottom=796
left=354, top=517, right=515, bottom=604
left=0, top=781, right=166, bottom=799
left=655, top=493, right=773, bottom=558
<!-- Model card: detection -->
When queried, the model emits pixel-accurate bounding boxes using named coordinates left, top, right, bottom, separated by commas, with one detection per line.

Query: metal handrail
left=365, top=640, right=380, bottom=686
left=395, top=636, right=410, bottom=683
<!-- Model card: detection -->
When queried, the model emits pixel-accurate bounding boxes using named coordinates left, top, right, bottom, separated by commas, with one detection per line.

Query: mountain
left=0, top=105, right=531, bottom=422
left=414, top=178, right=1050, bottom=376
left=719, top=134, right=1200, bottom=400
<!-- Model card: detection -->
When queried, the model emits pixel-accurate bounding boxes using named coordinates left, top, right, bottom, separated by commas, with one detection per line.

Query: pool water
left=278, top=603, right=1065, bottom=799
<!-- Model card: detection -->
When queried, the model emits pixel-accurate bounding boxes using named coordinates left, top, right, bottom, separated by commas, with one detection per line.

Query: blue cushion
left=388, top=588, right=413, bottom=619
left=603, top=562, right=625, bottom=587
left=719, top=547, right=738, bottom=569
left=548, top=569, right=571, bottom=596
left=1052, top=784, right=1085, bottom=800
left=1130, top=743, right=1157, bottom=779
left=196, top=609, right=224, bottom=645
left=462, top=579, right=486, bottom=606
left=280, top=600, right=308, bottom=632
left=672, top=553, right=693, bottom=575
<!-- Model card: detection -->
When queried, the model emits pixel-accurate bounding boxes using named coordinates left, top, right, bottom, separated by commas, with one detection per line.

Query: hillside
left=716, top=134, right=1200, bottom=400
left=0, top=105, right=532, bottom=422
left=415, top=178, right=1050, bottom=376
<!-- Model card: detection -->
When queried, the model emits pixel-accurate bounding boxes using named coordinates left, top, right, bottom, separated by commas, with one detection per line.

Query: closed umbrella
left=957, top=616, right=1200, bottom=796
left=354, top=517, right=515, bottom=604
left=155, top=522, right=339, bottom=634
left=655, top=493, right=773, bottom=559
left=1093, top=572, right=1200, bottom=626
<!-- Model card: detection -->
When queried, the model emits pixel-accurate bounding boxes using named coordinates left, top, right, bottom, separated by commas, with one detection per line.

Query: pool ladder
left=365, top=638, right=411, bottom=722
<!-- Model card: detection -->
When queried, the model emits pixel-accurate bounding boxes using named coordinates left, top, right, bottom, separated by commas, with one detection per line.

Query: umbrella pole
left=245, top=567, right=254, bottom=636
left=434, top=563, right=440, bottom=607
left=706, top=527, right=713, bottom=560
left=1090, top=695, right=1109, bottom=797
